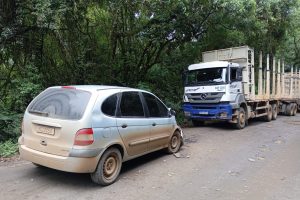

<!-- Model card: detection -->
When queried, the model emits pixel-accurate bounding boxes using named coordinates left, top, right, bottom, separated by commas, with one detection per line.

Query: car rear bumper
left=19, top=144, right=100, bottom=173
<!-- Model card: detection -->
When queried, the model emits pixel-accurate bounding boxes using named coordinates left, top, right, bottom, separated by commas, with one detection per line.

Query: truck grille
left=187, top=92, right=224, bottom=103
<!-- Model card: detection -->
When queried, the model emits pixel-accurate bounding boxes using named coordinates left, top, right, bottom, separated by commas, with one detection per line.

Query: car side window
left=101, top=94, right=118, bottom=116
left=143, top=93, right=169, bottom=117
left=120, top=92, right=144, bottom=117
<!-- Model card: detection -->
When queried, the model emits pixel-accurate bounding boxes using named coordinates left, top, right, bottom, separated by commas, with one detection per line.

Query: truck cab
left=183, top=61, right=244, bottom=125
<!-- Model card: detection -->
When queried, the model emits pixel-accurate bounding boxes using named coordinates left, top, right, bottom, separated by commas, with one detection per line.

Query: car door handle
left=152, top=123, right=156, bottom=126
left=121, top=124, right=127, bottom=128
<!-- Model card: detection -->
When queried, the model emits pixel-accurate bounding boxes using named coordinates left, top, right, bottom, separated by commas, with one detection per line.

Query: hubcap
left=103, top=154, right=118, bottom=179
left=240, top=112, right=245, bottom=125
left=171, top=136, right=179, bottom=149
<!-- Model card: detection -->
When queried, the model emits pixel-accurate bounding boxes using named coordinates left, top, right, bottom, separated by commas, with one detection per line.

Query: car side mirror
left=168, top=108, right=176, bottom=117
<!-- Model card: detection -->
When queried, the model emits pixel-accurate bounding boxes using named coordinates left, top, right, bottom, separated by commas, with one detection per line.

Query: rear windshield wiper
left=28, top=110, right=49, bottom=117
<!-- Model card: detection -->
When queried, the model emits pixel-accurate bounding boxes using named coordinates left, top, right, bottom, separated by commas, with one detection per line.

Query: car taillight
left=74, top=128, right=94, bottom=146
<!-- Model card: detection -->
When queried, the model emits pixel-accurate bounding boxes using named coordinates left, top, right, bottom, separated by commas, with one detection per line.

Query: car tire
left=234, top=107, right=246, bottom=129
left=166, top=131, right=182, bottom=154
left=90, top=148, right=122, bottom=186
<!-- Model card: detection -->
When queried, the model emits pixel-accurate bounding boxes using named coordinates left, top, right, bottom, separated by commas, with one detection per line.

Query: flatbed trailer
left=183, top=46, right=300, bottom=129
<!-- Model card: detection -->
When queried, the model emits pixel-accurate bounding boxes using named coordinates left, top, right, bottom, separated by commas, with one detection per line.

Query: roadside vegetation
left=1, top=0, right=300, bottom=157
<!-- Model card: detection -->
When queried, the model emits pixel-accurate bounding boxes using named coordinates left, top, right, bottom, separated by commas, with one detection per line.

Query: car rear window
left=28, top=88, right=91, bottom=120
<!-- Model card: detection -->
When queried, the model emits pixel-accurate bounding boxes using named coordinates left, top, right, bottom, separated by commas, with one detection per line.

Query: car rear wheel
left=166, top=131, right=182, bottom=154
left=91, top=148, right=122, bottom=186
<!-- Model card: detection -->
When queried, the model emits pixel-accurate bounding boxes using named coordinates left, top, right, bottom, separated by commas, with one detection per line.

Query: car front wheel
left=166, top=131, right=182, bottom=154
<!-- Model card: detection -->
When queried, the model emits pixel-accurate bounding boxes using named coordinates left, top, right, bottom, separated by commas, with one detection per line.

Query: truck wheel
left=235, top=107, right=246, bottom=129
left=271, top=104, right=278, bottom=120
left=292, top=104, right=297, bottom=116
left=264, top=105, right=272, bottom=122
left=166, top=130, right=182, bottom=154
left=286, top=104, right=293, bottom=116
left=91, top=148, right=122, bottom=186
left=192, top=120, right=205, bottom=126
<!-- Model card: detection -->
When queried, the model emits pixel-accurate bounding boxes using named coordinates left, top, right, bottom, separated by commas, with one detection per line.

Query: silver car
left=18, top=85, right=183, bottom=185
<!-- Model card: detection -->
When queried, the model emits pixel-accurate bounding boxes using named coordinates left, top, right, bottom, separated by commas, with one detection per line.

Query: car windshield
left=28, top=88, right=91, bottom=120
left=185, top=67, right=227, bottom=86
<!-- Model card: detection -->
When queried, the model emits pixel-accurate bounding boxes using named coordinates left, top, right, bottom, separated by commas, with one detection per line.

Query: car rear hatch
left=23, top=87, right=96, bottom=157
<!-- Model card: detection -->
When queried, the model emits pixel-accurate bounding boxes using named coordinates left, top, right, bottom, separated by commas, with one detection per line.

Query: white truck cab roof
left=188, top=61, right=240, bottom=71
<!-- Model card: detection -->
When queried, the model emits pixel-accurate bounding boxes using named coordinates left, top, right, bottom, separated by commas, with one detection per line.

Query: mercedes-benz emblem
left=200, top=93, right=207, bottom=100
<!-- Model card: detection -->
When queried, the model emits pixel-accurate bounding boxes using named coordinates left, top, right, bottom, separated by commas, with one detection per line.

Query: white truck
left=183, top=46, right=300, bottom=129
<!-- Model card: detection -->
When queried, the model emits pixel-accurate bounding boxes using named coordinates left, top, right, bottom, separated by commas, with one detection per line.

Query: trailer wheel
left=264, top=105, right=272, bottom=122
left=235, top=107, right=246, bottom=129
left=286, top=104, right=293, bottom=116
left=292, top=103, right=297, bottom=116
left=271, top=104, right=278, bottom=120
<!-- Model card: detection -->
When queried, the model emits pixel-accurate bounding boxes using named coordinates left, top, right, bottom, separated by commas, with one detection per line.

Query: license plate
left=199, top=111, right=208, bottom=115
left=36, top=125, right=55, bottom=136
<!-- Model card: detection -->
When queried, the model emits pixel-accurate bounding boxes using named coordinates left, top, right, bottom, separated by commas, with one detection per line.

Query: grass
left=0, top=140, right=18, bottom=157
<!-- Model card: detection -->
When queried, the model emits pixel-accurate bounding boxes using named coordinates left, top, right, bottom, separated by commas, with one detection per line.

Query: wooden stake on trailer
left=299, top=68, right=300, bottom=98
left=266, top=54, right=270, bottom=99
left=290, top=66, right=294, bottom=97
left=251, top=50, right=255, bottom=99
left=281, top=61, right=285, bottom=98
left=272, top=57, right=276, bottom=98
left=276, top=59, right=281, bottom=97
left=258, top=51, right=263, bottom=98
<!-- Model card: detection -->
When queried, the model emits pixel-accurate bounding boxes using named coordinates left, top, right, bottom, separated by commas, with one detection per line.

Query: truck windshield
left=185, top=67, right=227, bottom=86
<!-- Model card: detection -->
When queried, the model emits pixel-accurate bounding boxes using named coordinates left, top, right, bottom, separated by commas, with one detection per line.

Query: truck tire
left=292, top=103, right=297, bottom=116
left=192, top=120, right=205, bottom=126
left=271, top=104, right=278, bottom=120
left=235, top=107, right=246, bottom=129
left=286, top=104, right=293, bottom=116
left=264, top=105, right=272, bottom=122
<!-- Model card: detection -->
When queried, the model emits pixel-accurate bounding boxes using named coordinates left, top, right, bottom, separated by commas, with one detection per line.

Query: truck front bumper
left=183, top=103, right=233, bottom=120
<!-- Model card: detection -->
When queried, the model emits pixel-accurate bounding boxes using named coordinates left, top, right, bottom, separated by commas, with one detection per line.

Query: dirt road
left=1, top=115, right=300, bottom=200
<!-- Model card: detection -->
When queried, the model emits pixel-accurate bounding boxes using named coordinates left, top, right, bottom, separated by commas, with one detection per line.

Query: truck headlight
left=219, top=112, right=227, bottom=118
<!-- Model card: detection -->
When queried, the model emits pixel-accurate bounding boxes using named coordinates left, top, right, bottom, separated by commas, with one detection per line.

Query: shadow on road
left=28, top=150, right=167, bottom=188
left=184, top=115, right=286, bottom=130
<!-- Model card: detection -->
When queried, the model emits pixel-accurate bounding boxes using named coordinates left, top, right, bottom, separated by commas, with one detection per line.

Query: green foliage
left=0, top=140, right=19, bottom=157
left=1, top=0, right=300, bottom=148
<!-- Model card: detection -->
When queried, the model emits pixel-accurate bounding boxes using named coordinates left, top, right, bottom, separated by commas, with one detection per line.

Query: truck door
left=229, top=67, right=243, bottom=101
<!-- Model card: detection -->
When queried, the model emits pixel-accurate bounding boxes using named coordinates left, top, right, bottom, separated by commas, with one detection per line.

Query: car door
left=142, top=92, right=174, bottom=150
left=116, top=91, right=150, bottom=156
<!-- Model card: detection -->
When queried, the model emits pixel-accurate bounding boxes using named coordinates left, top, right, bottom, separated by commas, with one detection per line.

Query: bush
left=0, top=140, right=18, bottom=157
